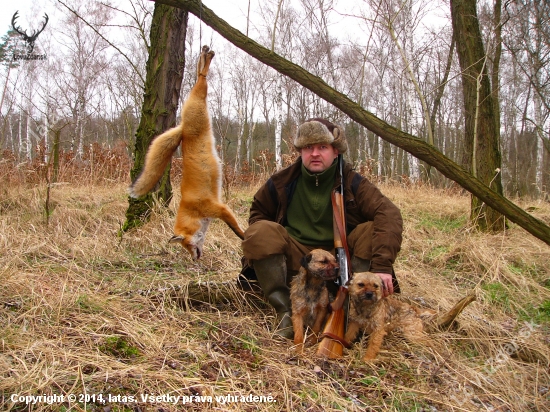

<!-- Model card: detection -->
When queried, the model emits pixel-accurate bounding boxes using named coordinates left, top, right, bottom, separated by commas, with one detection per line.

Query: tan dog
left=290, top=249, right=339, bottom=351
left=129, top=46, right=244, bottom=259
left=345, top=272, right=475, bottom=360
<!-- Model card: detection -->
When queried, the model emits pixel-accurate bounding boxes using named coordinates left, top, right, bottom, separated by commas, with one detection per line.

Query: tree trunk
left=122, top=5, right=188, bottom=232
left=52, top=129, right=60, bottom=183
left=235, top=107, right=244, bottom=172
left=25, top=109, right=32, bottom=161
left=450, top=0, right=505, bottom=231
left=429, top=34, right=455, bottom=183
left=275, top=74, right=283, bottom=171
left=153, top=0, right=550, bottom=246
left=18, top=98, right=23, bottom=161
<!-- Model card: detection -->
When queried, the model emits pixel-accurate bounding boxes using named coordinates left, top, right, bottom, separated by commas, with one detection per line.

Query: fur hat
left=293, top=118, right=348, bottom=154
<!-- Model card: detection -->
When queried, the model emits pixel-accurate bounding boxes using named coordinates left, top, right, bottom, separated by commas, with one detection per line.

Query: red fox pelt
left=129, top=46, right=245, bottom=259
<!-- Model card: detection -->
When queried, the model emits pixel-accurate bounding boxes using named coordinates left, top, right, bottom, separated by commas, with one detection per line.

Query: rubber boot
left=253, top=254, right=294, bottom=339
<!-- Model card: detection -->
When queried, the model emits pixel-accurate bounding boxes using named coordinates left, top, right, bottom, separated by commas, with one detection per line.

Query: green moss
left=99, top=336, right=141, bottom=359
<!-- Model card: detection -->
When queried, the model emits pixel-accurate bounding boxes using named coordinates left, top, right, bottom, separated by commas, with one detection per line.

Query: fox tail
left=129, top=125, right=183, bottom=198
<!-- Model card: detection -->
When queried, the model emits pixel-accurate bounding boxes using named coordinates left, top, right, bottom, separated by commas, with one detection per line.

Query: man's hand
left=375, top=272, right=394, bottom=297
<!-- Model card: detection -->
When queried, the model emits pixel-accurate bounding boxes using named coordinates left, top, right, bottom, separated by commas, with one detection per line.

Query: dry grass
left=1, top=166, right=549, bottom=411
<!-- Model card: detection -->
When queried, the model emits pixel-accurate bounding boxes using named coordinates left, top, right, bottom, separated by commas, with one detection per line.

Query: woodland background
left=1, top=1, right=550, bottom=411
left=0, top=0, right=548, bottom=198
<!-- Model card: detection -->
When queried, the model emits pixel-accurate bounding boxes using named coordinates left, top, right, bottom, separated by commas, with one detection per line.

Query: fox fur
left=129, top=45, right=245, bottom=259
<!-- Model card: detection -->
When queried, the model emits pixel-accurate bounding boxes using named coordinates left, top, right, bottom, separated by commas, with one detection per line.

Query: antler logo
left=11, top=11, right=49, bottom=54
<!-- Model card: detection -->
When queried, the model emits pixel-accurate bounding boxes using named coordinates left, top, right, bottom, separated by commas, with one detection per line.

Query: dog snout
left=321, top=264, right=339, bottom=279
left=362, top=291, right=375, bottom=300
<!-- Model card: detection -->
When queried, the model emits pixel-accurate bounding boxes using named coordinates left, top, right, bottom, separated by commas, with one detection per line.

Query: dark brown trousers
left=242, top=220, right=374, bottom=283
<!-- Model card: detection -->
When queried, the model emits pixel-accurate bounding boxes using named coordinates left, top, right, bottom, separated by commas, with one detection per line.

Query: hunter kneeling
left=240, top=118, right=403, bottom=340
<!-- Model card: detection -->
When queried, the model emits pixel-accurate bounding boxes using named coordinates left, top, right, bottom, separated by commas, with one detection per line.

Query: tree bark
left=123, top=5, right=188, bottom=231
left=52, top=129, right=60, bottom=183
left=450, top=0, right=505, bottom=232
left=428, top=33, right=455, bottom=182
left=151, top=0, right=550, bottom=246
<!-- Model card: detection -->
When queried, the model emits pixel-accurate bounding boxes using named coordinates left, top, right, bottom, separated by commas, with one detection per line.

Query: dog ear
left=300, top=253, right=312, bottom=269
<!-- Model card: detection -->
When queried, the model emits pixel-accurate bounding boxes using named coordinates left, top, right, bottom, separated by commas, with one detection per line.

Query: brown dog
left=345, top=272, right=475, bottom=361
left=290, top=249, right=339, bottom=351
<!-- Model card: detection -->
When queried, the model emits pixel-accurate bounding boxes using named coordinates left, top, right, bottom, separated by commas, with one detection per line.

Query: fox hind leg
left=197, top=45, right=215, bottom=78
left=213, top=203, right=245, bottom=240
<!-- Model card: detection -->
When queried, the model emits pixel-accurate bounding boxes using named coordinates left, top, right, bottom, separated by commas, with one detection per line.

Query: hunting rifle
left=316, top=154, right=351, bottom=358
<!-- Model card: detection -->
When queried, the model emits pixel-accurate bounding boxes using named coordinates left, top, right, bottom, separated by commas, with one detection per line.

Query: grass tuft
left=1, top=173, right=549, bottom=411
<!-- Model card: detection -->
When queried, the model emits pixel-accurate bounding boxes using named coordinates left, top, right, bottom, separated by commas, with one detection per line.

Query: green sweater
left=285, top=160, right=337, bottom=245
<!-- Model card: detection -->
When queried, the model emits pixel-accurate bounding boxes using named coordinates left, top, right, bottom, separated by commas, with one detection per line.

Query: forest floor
left=1, top=162, right=549, bottom=411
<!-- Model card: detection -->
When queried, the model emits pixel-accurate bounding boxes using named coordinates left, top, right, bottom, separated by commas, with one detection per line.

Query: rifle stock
left=316, top=286, right=347, bottom=357
left=317, top=174, right=351, bottom=358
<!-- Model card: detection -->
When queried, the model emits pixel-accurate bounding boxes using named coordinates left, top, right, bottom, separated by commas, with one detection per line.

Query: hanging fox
left=129, top=46, right=245, bottom=259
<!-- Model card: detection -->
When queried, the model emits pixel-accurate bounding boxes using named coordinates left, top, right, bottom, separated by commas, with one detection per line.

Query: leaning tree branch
left=151, top=0, right=550, bottom=246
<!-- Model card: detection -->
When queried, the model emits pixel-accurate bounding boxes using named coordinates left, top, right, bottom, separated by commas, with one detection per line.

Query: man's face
left=300, top=143, right=339, bottom=173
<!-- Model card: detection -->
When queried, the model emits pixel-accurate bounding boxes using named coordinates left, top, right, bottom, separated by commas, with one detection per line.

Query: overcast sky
left=1, top=0, right=380, bottom=54
left=1, top=0, right=260, bottom=41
